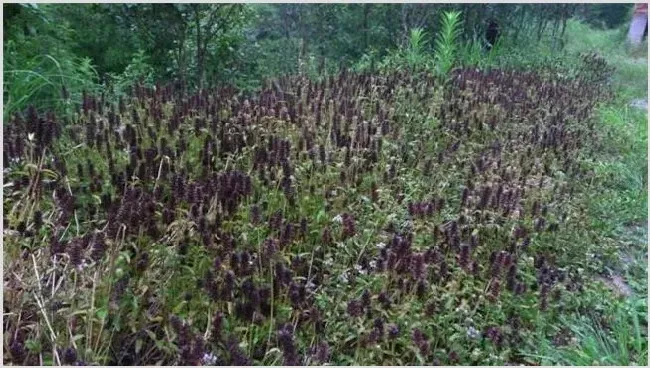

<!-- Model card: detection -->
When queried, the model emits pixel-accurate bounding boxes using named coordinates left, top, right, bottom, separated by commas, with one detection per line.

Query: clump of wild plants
left=3, top=53, right=613, bottom=365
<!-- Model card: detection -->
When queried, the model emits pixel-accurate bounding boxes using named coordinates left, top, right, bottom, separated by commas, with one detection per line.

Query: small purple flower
left=387, top=324, right=400, bottom=339
left=201, top=351, right=219, bottom=365
left=412, top=328, right=430, bottom=357
left=9, top=340, right=26, bottom=363
left=62, top=347, right=77, bottom=365
left=314, top=341, right=329, bottom=363
left=347, top=299, right=363, bottom=318
left=341, top=213, right=356, bottom=239
left=361, top=289, right=371, bottom=309
left=378, top=291, right=391, bottom=309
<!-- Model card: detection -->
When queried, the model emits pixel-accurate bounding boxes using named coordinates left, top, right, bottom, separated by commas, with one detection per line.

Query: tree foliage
left=3, top=3, right=628, bottom=119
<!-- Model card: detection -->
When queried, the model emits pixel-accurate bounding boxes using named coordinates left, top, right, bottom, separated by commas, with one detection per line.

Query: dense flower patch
left=3, top=65, right=610, bottom=365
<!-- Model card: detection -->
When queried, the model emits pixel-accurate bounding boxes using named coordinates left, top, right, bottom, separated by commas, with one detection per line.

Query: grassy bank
left=521, top=20, right=648, bottom=366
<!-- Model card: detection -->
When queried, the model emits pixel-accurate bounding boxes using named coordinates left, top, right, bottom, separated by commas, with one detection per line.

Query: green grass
left=520, top=18, right=648, bottom=366
left=527, top=296, right=648, bottom=366
left=3, top=48, right=100, bottom=121
left=563, top=20, right=648, bottom=100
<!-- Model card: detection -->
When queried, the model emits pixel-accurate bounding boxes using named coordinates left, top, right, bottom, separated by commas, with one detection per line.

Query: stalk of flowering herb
left=263, top=238, right=278, bottom=260
left=387, top=323, right=400, bottom=340
left=187, top=335, right=206, bottom=365
left=280, top=223, right=293, bottom=248
left=488, top=278, right=501, bottom=301
left=416, top=279, right=428, bottom=299
left=365, top=327, right=382, bottom=346
left=313, top=341, right=330, bottom=364
left=485, top=326, right=503, bottom=347
left=490, top=255, right=502, bottom=279
left=515, top=281, right=527, bottom=296
left=226, top=336, right=251, bottom=366
left=221, top=270, right=235, bottom=301
left=461, top=187, right=469, bottom=207
left=378, top=291, right=391, bottom=310
left=360, top=289, right=371, bottom=310
left=347, top=299, right=363, bottom=318
left=341, top=213, right=356, bottom=240
left=9, top=339, right=26, bottom=364
left=506, top=264, right=517, bottom=291
left=289, top=281, right=305, bottom=308
left=539, top=283, right=550, bottom=311
left=89, top=234, right=106, bottom=262
left=407, top=202, right=416, bottom=217
left=410, top=252, right=426, bottom=279
left=277, top=325, right=302, bottom=366
left=412, top=328, right=430, bottom=357
left=439, top=260, right=448, bottom=282
left=250, top=204, right=261, bottom=225
left=62, top=347, right=77, bottom=365
left=300, top=217, right=308, bottom=238
left=269, top=210, right=283, bottom=233
left=502, top=252, right=513, bottom=268
left=370, top=181, right=379, bottom=203
left=67, top=239, right=83, bottom=269
left=458, top=245, right=470, bottom=269
left=50, top=234, right=65, bottom=257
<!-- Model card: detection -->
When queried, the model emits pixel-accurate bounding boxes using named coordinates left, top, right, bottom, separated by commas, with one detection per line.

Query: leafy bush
left=3, top=4, right=100, bottom=121
left=355, top=11, right=464, bottom=77
left=3, top=51, right=99, bottom=122
left=106, top=50, right=156, bottom=96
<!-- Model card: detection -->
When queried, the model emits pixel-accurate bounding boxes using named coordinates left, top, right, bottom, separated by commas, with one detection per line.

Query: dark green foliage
left=5, top=3, right=623, bottom=120
left=3, top=4, right=100, bottom=120
left=576, top=4, right=634, bottom=29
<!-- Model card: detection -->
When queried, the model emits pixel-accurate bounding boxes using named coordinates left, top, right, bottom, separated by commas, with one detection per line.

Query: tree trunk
left=536, top=16, right=546, bottom=41
left=194, top=7, right=204, bottom=90
left=400, top=4, right=409, bottom=46
left=559, top=4, right=571, bottom=43
left=363, top=4, right=370, bottom=51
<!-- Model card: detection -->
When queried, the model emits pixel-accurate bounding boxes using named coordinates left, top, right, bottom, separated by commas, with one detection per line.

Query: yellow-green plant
left=433, top=10, right=463, bottom=78
left=404, top=28, right=430, bottom=72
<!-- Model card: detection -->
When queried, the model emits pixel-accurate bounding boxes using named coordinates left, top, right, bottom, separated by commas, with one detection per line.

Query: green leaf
left=96, top=307, right=108, bottom=321
left=25, top=339, right=41, bottom=353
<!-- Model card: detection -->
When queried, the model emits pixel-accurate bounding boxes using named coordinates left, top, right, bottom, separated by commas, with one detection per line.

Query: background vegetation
left=3, top=3, right=636, bottom=114
left=3, top=3, right=647, bottom=366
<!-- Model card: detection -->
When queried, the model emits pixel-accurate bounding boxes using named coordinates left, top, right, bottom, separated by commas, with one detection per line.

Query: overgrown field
left=2, top=52, right=645, bottom=365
